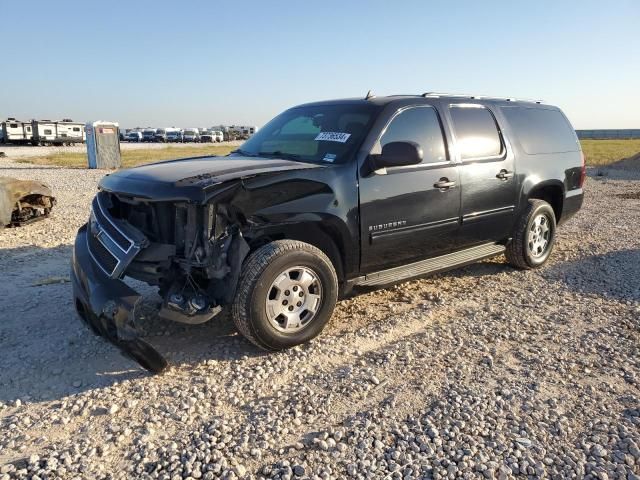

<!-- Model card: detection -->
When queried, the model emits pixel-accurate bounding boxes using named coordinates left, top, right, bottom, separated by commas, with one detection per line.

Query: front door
left=447, top=103, right=518, bottom=246
left=359, top=105, right=461, bottom=273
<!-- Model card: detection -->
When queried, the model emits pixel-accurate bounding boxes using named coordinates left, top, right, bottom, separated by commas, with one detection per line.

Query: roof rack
left=421, top=92, right=543, bottom=104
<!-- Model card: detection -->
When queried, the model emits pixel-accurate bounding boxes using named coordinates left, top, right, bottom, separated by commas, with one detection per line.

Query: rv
left=1, top=118, right=85, bottom=145
left=166, top=129, right=184, bottom=142
left=126, top=131, right=143, bottom=142
left=31, top=119, right=85, bottom=145
left=154, top=128, right=168, bottom=143
left=200, top=129, right=215, bottom=143
left=0, top=119, right=33, bottom=144
left=229, top=125, right=258, bottom=140
left=142, top=128, right=156, bottom=142
left=183, top=128, right=200, bottom=143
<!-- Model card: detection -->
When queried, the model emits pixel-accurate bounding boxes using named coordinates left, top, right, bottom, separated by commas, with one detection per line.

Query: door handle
left=496, top=169, right=514, bottom=180
left=434, top=178, right=456, bottom=190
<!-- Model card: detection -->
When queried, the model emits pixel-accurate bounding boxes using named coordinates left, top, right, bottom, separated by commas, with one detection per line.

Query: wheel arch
left=523, top=180, right=564, bottom=223
left=243, top=221, right=347, bottom=283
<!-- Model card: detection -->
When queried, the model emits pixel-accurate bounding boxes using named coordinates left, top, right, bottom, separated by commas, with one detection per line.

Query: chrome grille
left=86, top=192, right=146, bottom=278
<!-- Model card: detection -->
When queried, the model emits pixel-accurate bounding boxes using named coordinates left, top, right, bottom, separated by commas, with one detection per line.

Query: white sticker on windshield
left=322, top=153, right=337, bottom=163
left=315, top=132, right=351, bottom=143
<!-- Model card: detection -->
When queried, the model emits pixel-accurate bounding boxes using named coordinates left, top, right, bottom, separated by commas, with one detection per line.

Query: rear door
left=447, top=103, right=517, bottom=246
left=359, top=105, right=461, bottom=273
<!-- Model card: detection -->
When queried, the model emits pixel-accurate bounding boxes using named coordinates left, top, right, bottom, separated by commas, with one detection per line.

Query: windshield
left=184, top=130, right=196, bottom=135
left=156, top=129, right=165, bottom=134
left=237, top=104, right=379, bottom=164
left=143, top=130, right=154, bottom=134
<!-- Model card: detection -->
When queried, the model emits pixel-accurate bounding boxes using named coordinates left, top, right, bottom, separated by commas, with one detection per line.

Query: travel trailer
left=0, top=119, right=32, bottom=144
left=31, top=119, right=85, bottom=145
left=1, top=118, right=85, bottom=145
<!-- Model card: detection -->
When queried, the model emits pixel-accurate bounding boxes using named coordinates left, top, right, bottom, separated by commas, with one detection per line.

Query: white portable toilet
left=86, top=121, right=121, bottom=169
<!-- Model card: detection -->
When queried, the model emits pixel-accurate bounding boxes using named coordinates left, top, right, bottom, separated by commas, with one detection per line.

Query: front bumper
left=71, top=224, right=168, bottom=373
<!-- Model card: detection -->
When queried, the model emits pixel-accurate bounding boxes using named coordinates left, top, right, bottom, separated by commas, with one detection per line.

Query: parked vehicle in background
left=1, top=118, right=85, bottom=145
left=126, top=131, right=143, bottom=142
left=142, top=129, right=156, bottom=142
left=0, top=119, right=33, bottom=144
left=154, top=128, right=168, bottom=143
left=213, top=130, right=224, bottom=142
left=166, top=130, right=184, bottom=143
left=200, top=130, right=215, bottom=143
left=31, top=119, right=85, bottom=146
left=229, top=125, right=258, bottom=140
left=183, top=128, right=200, bottom=143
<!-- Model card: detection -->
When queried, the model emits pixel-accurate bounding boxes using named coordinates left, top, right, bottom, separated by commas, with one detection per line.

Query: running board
left=353, top=243, right=506, bottom=287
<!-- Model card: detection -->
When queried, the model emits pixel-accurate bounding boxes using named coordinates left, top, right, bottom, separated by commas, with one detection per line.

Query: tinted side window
left=501, top=107, right=578, bottom=154
left=380, top=107, right=446, bottom=164
left=450, top=106, right=502, bottom=159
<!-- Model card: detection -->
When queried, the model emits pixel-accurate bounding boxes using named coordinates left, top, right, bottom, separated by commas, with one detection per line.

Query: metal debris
left=0, top=176, right=56, bottom=227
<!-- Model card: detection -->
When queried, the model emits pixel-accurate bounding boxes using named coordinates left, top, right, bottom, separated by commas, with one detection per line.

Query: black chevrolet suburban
left=71, top=93, right=585, bottom=372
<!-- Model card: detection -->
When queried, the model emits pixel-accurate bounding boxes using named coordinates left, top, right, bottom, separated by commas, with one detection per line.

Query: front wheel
left=505, top=199, right=557, bottom=269
left=232, top=240, right=338, bottom=351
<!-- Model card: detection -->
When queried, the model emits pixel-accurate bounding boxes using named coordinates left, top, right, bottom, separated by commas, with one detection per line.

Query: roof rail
left=421, top=92, right=543, bottom=103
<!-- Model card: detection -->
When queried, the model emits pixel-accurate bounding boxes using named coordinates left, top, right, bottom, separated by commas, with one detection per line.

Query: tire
left=232, top=240, right=338, bottom=351
left=505, top=199, right=557, bottom=269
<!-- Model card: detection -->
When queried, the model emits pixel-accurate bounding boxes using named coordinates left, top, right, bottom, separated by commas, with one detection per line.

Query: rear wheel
left=505, top=199, right=556, bottom=269
left=232, top=240, right=338, bottom=351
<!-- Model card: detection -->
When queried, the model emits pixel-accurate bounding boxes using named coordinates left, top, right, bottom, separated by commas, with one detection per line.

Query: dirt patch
left=616, top=190, right=640, bottom=199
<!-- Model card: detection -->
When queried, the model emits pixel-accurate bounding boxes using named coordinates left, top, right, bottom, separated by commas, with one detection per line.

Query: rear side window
left=380, top=106, right=447, bottom=164
left=502, top=107, right=578, bottom=154
left=450, top=105, right=502, bottom=160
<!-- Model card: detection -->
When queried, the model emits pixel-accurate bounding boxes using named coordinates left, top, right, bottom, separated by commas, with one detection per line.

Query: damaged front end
left=0, top=177, right=56, bottom=227
left=71, top=187, right=249, bottom=373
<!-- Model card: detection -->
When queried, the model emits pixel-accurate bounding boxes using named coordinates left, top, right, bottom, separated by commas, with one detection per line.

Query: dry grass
left=15, top=139, right=640, bottom=169
left=16, top=145, right=236, bottom=169
left=580, top=139, right=640, bottom=166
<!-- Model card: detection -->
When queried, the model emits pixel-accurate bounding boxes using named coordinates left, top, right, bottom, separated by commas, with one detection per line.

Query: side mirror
left=371, top=141, right=423, bottom=169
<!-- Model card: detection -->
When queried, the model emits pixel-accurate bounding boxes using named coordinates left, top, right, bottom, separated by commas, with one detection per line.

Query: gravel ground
left=0, top=157, right=639, bottom=480
left=0, top=141, right=242, bottom=159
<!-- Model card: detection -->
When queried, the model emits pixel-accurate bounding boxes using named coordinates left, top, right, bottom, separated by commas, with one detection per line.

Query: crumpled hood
left=99, top=155, right=324, bottom=202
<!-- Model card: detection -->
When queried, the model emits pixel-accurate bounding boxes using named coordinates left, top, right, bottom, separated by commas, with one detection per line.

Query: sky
left=1, top=0, right=639, bottom=130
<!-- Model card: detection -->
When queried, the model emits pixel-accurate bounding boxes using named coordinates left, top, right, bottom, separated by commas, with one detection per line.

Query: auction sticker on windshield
left=315, top=132, right=351, bottom=143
